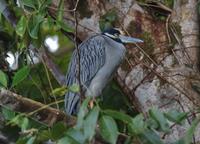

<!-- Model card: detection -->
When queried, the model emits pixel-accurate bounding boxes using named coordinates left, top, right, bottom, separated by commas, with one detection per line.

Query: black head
left=102, top=28, right=122, bottom=43
left=102, top=28, right=121, bottom=35
left=102, top=28, right=144, bottom=44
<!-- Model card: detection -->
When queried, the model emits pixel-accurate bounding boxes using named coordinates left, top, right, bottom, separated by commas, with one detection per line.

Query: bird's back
left=65, top=35, right=106, bottom=115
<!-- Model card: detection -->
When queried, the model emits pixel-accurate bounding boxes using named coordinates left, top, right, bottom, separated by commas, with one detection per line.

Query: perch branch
left=0, top=88, right=114, bottom=143
left=0, top=88, right=76, bottom=126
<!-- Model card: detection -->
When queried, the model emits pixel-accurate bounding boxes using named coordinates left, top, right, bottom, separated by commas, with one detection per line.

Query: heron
left=65, top=28, right=143, bottom=115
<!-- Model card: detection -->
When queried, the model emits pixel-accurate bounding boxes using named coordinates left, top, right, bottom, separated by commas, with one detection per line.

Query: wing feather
left=65, top=35, right=106, bottom=114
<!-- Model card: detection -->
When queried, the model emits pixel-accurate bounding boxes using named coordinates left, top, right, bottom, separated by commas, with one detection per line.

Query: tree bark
left=0, top=88, right=76, bottom=126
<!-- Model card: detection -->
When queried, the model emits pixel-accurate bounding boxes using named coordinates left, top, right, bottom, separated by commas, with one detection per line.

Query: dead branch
left=0, top=88, right=76, bottom=126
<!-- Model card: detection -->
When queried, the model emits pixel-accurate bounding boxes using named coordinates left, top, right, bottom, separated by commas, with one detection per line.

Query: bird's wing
left=65, top=35, right=106, bottom=115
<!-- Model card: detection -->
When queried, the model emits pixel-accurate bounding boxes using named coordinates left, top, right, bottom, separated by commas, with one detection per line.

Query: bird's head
left=102, top=28, right=143, bottom=44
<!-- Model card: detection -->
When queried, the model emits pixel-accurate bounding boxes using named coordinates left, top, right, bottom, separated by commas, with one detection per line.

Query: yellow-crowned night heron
left=65, top=28, right=143, bottom=115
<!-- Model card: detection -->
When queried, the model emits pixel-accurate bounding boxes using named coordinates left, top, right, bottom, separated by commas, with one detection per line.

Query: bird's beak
left=119, top=35, right=143, bottom=43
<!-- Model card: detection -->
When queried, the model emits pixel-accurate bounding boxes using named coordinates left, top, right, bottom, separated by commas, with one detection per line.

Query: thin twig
left=41, top=54, right=59, bottom=109
left=40, top=50, right=65, bottom=85
left=73, top=0, right=84, bottom=102
left=27, top=99, right=64, bottom=116
left=27, top=49, right=48, bottom=104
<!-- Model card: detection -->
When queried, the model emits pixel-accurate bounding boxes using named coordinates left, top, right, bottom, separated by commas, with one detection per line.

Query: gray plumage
left=65, top=34, right=126, bottom=115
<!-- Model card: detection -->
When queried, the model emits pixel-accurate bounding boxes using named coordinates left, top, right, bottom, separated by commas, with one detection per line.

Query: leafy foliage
left=12, top=66, right=30, bottom=87
left=164, top=110, right=188, bottom=124
left=16, top=16, right=27, bottom=37
left=1, top=101, right=198, bottom=144
left=99, top=9, right=118, bottom=31
left=99, top=115, right=118, bottom=144
left=0, top=70, right=8, bottom=87
left=149, top=107, right=170, bottom=132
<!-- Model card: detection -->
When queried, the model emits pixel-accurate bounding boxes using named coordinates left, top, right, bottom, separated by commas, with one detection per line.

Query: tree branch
left=0, top=88, right=76, bottom=126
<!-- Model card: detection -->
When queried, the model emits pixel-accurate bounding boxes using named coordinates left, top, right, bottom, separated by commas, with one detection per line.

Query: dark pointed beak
left=119, top=35, right=143, bottom=43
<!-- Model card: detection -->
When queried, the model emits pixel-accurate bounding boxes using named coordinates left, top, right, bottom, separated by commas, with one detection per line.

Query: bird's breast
left=85, top=36, right=126, bottom=97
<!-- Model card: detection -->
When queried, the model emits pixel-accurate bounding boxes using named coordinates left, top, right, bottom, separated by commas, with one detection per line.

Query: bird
left=65, top=28, right=143, bottom=115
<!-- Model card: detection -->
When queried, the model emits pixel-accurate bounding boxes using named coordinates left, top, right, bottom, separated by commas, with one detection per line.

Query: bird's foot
left=89, top=99, right=95, bottom=109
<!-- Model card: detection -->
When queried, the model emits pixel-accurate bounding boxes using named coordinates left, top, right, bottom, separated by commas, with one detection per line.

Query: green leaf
left=99, top=10, right=118, bottom=31
left=39, top=0, right=52, bottom=11
left=56, top=0, right=64, bottom=22
left=16, top=16, right=27, bottom=37
left=83, top=106, right=99, bottom=141
left=9, top=115, right=29, bottom=131
left=173, top=139, right=184, bottom=144
left=21, top=0, right=36, bottom=9
left=141, top=129, right=164, bottom=144
left=128, top=114, right=146, bottom=135
left=69, top=84, right=80, bottom=93
left=103, top=110, right=132, bottom=123
left=12, top=66, right=30, bottom=87
left=66, top=128, right=86, bottom=143
left=54, top=0, right=74, bottom=34
left=149, top=107, right=170, bottom=133
left=40, top=17, right=54, bottom=35
left=0, top=70, right=7, bottom=87
left=29, top=22, right=40, bottom=39
left=17, top=40, right=26, bottom=50
left=182, top=117, right=200, bottom=144
left=20, top=117, right=29, bottom=131
left=2, top=107, right=15, bottom=120
left=99, top=115, right=118, bottom=144
left=57, top=21, right=74, bottom=33
left=37, top=130, right=51, bottom=141
left=99, top=20, right=112, bottom=31
left=105, top=10, right=117, bottom=22
left=51, top=122, right=66, bottom=140
left=26, top=136, right=36, bottom=144
left=101, top=10, right=117, bottom=22
left=58, top=136, right=79, bottom=144
left=76, top=97, right=91, bottom=129
left=51, top=86, right=67, bottom=97
left=124, top=136, right=132, bottom=144
left=146, top=118, right=159, bottom=129
left=164, top=110, right=187, bottom=124
left=28, top=15, right=43, bottom=39
left=16, top=137, right=28, bottom=144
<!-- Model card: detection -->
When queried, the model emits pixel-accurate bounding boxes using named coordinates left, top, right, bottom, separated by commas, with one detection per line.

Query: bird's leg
left=89, top=97, right=95, bottom=109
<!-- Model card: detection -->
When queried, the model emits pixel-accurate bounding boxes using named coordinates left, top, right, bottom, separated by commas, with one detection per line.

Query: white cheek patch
left=104, top=33, right=117, bottom=39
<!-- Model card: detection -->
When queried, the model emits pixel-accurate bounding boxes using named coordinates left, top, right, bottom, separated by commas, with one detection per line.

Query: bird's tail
left=65, top=91, right=80, bottom=115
